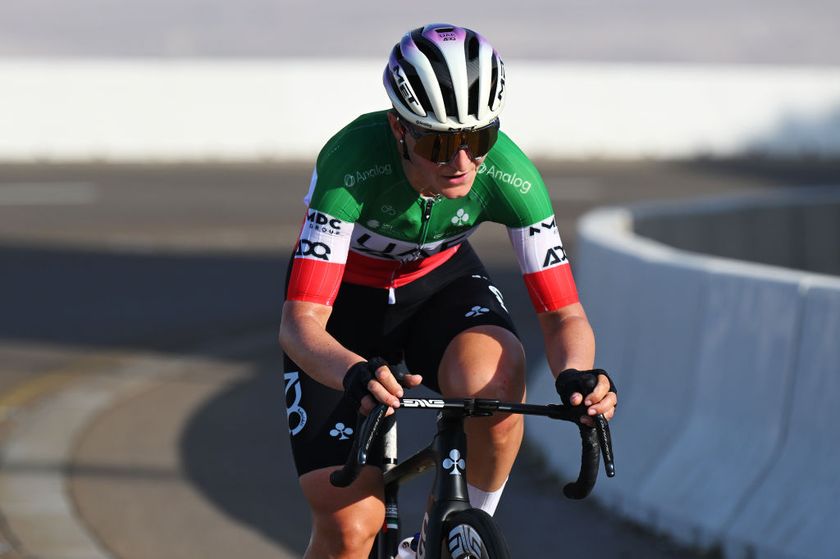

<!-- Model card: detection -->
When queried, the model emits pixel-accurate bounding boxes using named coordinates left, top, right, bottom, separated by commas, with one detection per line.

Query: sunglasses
left=399, top=118, right=500, bottom=164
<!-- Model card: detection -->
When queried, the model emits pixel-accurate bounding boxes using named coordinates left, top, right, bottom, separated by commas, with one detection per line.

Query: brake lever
left=594, top=414, right=615, bottom=477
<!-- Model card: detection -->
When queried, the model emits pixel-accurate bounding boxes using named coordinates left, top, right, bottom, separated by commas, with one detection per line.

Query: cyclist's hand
left=343, top=358, right=423, bottom=416
left=555, top=368, right=618, bottom=427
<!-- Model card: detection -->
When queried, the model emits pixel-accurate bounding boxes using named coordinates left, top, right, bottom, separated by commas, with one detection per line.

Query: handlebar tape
left=329, top=404, right=389, bottom=488
left=563, top=421, right=601, bottom=500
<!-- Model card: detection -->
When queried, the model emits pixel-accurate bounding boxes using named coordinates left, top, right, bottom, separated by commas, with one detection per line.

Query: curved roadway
left=1, top=159, right=838, bottom=557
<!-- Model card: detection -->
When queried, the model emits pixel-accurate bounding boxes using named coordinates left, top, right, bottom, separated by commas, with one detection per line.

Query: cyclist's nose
left=446, top=147, right=473, bottom=168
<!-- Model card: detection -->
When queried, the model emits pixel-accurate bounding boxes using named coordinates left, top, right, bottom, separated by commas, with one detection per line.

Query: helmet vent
left=400, top=59, right=434, bottom=117
left=414, top=35, right=456, bottom=118
left=414, top=35, right=445, bottom=66
left=468, top=81, right=479, bottom=116
left=466, top=34, right=481, bottom=116
left=488, top=58, right=500, bottom=108
left=434, top=27, right=455, bottom=33
left=467, top=36, right=480, bottom=60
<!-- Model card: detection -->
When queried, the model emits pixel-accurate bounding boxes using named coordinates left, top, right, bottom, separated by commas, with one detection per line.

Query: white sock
left=467, top=478, right=508, bottom=516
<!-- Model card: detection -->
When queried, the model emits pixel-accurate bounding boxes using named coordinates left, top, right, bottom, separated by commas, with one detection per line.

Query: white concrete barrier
left=594, top=249, right=710, bottom=513
left=633, top=262, right=803, bottom=548
left=529, top=188, right=840, bottom=557
left=724, top=279, right=840, bottom=559
left=2, top=59, right=840, bottom=161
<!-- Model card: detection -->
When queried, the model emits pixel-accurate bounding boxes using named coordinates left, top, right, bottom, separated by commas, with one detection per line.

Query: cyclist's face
left=388, top=113, right=482, bottom=199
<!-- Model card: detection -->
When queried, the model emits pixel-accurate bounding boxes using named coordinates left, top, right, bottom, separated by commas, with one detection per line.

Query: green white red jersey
left=287, top=110, right=578, bottom=313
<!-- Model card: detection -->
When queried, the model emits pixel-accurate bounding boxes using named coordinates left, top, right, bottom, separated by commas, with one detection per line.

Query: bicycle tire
left=440, top=509, right=511, bottom=559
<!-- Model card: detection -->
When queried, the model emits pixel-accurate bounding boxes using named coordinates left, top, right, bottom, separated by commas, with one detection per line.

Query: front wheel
left=441, top=509, right=511, bottom=559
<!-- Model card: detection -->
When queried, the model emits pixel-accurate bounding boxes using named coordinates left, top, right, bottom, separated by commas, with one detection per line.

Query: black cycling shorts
left=282, top=242, right=519, bottom=476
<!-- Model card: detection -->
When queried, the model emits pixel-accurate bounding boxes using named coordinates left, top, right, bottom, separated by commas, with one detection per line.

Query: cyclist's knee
left=439, top=325, right=525, bottom=401
left=310, top=512, right=381, bottom=556
left=300, top=467, right=384, bottom=555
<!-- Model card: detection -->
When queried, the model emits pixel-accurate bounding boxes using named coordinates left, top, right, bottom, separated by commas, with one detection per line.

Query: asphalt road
left=1, top=159, right=839, bottom=558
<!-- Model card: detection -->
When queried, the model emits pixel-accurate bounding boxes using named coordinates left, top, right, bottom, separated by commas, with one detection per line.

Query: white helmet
left=383, top=24, right=506, bottom=131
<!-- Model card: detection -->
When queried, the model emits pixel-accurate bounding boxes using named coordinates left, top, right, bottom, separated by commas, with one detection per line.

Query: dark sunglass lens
left=467, top=132, right=484, bottom=159
left=436, top=134, right=456, bottom=163
left=470, top=126, right=499, bottom=157
left=413, top=134, right=441, bottom=162
left=414, top=133, right=455, bottom=163
left=410, top=122, right=499, bottom=163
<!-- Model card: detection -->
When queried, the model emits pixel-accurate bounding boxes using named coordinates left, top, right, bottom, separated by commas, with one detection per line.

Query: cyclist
left=279, top=23, right=618, bottom=558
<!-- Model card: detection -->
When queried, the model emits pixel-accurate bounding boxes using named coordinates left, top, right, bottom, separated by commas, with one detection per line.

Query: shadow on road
left=179, top=363, right=313, bottom=554
left=0, top=244, right=289, bottom=354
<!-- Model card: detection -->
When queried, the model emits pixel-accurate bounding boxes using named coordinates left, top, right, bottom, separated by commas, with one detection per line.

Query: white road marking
left=0, top=332, right=300, bottom=559
left=0, top=182, right=99, bottom=206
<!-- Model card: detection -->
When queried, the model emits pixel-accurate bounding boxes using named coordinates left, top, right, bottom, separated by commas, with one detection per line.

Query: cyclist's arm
left=280, top=301, right=416, bottom=411
left=280, top=167, right=372, bottom=394
left=537, top=302, right=595, bottom=375
left=538, top=303, right=617, bottom=422
left=279, top=300, right=365, bottom=392
left=479, top=141, right=616, bottom=419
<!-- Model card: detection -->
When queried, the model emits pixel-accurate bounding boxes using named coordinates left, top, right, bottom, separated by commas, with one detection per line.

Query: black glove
left=343, top=357, right=389, bottom=409
left=555, top=368, right=617, bottom=407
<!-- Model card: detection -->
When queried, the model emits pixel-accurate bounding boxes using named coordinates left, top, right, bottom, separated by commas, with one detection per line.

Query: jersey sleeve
left=286, top=209, right=354, bottom=305
left=481, top=133, right=580, bottom=312
left=286, top=112, right=403, bottom=305
left=507, top=218, right=579, bottom=312
left=286, top=148, right=362, bottom=305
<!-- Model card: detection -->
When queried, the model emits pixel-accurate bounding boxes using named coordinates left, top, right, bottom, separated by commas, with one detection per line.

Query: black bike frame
left=379, top=407, right=473, bottom=558
left=330, top=397, right=615, bottom=559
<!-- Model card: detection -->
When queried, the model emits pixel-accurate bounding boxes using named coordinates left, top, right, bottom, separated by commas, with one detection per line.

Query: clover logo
left=329, top=422, right=354, bottom=441
left=451, top=208, right=470, bottom=226
left=465, top=306, right=489, bottom=318
left=443, top=449, right=465, bottom=476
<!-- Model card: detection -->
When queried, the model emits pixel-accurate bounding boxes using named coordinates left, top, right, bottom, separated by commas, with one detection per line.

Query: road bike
left=330, top=382, right=615, bottom=558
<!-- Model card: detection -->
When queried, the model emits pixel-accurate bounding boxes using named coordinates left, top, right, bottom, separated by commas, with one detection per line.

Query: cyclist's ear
left=386, top=110, right=404, bottom=139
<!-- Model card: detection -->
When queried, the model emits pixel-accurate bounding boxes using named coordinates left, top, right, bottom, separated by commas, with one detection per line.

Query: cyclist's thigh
left=403, top=271, right=520, bottom=393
